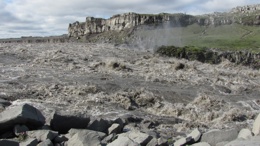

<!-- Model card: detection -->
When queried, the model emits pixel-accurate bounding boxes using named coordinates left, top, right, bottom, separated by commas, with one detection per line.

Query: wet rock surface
left=0, top=43, right=259, bottom=145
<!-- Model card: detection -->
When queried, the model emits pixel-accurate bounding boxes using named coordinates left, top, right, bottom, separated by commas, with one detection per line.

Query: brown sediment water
left=0, top=42, right=259, bottom=135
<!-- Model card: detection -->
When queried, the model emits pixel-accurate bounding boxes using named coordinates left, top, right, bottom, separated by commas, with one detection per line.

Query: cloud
left=0, top=0, right=259, bottom=38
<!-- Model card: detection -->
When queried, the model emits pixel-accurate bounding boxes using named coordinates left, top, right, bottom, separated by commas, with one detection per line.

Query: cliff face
left=231, top=4, right=260, bottom=13
left=68, top=4, right=260, bottom=38
left=70, top=12, right=223, bottom=37
left=196, top=13, right=234, bottom=26
left=68, top=13, right=196, bottom=37
left=68, top=12, right=235, bottom=38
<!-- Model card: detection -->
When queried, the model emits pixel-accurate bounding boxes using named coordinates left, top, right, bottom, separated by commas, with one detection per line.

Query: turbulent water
left=0, top=43, right=260, bottom=136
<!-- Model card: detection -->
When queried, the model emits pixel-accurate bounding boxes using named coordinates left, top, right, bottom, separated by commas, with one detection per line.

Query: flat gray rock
left=68, top=129, right=106, bottom=139
left=216, top=141, right=229, bottom=146
left=174, top=128, right=202, bottom=146
left=224, top=137, right=260, bottom=146
left=201, top=129, right=238, bottom=146
left=252, top=136, right=260, bottom=140
left=146, top=138, right=158, bottom=146
left=108, top=123, right=121, bottom=134
left=158, top=137, right=168, bottom=146
left=27, top=130, right=58, bottom=142
left=253, top=113, right=260, bottom=136
left=115, top=130, right=153, bottom=145
left=174, top=137, right=189, bottom=146
left=0, top=104, right=5, bottom=112
left=238, top=128, right=253, bottom=140
left=107, top=136, right=139, bottom=146
left=101, top=133, right=116, bottom=144
left=67, top=129, right=106, bottom=146
left=192, top=142, right=211, bottom=146
left=188, top=128, right=202, bottom=142
left=0, top=104, right=45, bottom=134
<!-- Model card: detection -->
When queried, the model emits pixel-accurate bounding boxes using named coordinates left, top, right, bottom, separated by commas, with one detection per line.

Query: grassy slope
left=182, top=24, right=260, bottom=52
left=135, top=24, right=260, bottom=52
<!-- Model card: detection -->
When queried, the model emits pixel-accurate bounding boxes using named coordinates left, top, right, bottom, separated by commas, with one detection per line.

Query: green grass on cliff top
left=182, top=24, right=260, bottom=52
left=136, top=24, right=260, bottom=53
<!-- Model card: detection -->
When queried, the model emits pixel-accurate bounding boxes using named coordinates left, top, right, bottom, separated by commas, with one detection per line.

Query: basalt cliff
left=68, top=13, right=195, bottom=37
left=68, top=4, right=260, bottom=38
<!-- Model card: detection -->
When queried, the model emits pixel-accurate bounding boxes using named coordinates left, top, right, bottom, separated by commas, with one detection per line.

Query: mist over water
left=132, top=21, right=183, bottom=52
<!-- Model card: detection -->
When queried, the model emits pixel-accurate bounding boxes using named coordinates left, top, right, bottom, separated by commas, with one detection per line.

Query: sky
left=0, top=0, right=259, bottom=38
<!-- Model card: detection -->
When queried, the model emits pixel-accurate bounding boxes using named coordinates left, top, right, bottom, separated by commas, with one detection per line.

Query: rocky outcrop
left=156, top=45, right=260, bottom=69
left=68, top=12, right=197, bottom=37
left=196, top=12, right=237, bottom=26
left=252, top=113, right=260, bottom=135
left=238, top=129, right=253, bottom=140
left=231, top=4, right=260, bottom=13
left=69, top=12, right=231, bottom=38
left=200, top=129, right=239, bottom=146
left=174, top=128, right=202, bottom=145
left=67, top=129, right=106, bottom=146
left=68, top=4, right=260, bottom=38
left=224, top=136, right=260, bottom=146
left=0, top=104, right=45, bottom=134
left=0, top=90, right=260, bottom=145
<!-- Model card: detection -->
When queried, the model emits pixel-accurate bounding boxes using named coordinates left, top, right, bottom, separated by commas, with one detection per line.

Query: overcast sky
left=0, top=0, right=259, bottom=38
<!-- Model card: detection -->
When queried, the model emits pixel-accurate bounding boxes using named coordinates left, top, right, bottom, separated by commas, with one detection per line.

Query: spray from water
left=131, top=18, right=184, bottom=52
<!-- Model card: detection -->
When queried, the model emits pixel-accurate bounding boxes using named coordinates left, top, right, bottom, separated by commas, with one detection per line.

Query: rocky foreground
left=0, top=43, right=260, bottom=146
left=0, top=103, right=260, bottom=146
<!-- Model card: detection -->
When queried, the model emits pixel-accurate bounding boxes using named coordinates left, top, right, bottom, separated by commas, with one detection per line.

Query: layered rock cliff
left=68, top=13, right=196, bottom=37
left=231, top=4, right=260, bottom=13
left=68, top=4, right=260, bottom=38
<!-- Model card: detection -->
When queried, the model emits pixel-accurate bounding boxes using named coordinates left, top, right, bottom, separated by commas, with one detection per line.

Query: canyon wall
left=69, top=12, right=234, bottom=38
left=68, top=13, right=196, bottom=37
left=231, top=4, right=260, bottom=13
left=67, top=12, right=236, bottom=38
left=68, top=4, right=260, bottom=38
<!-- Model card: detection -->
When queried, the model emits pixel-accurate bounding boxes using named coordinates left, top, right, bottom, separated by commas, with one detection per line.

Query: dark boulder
left=0, top=104, right=45, bottom=134
left=0, top=139, right=19, bottom=146
left=50, top=111, right=90, bottom=134
left=87, top=118, right=111, bottom=133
